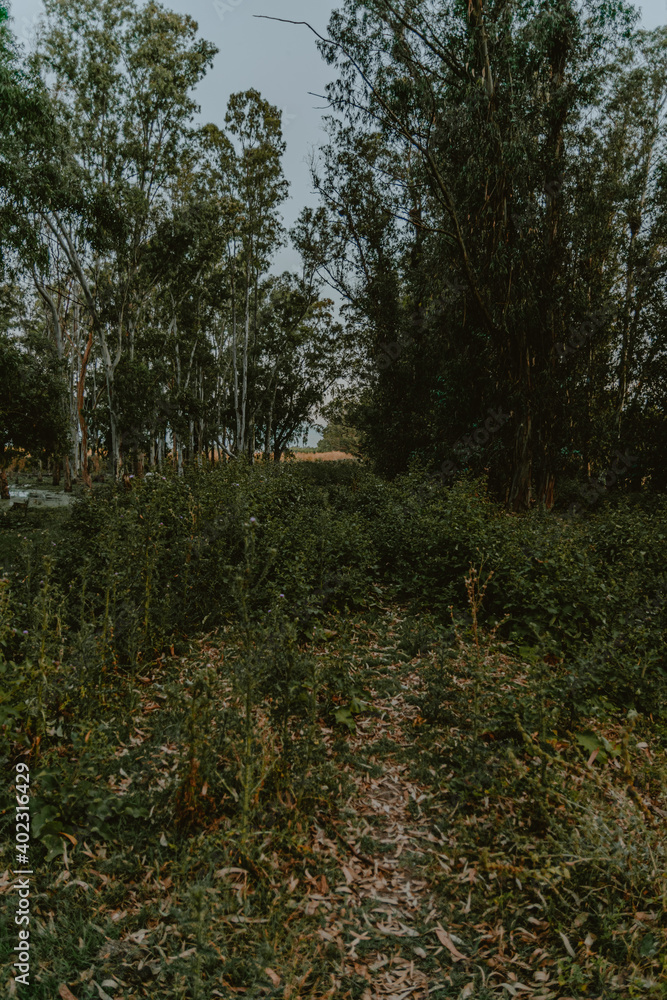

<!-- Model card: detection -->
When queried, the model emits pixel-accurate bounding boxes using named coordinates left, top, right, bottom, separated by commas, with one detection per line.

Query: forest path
left=302, top=637, right=459, bottom=999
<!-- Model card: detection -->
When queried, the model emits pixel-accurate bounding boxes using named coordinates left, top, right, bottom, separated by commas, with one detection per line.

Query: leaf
left=575, top=731, right=609, bottom=760
left=264, top=968, right=281, bottom=986
left=639, top=932, right=658, bottom=957
left=127, top=928, right=150, bottom=944
left=434, top=926, right=467, bottom=961
left=159, top=832, right=168, bottom=846
left=93, top=984, right=114, bottom=1000
left=334, top=706, right=356, bottom=731
left=558, top=930, right=576, bottom=958
left=460, top=984, right=475, bottom=998
left=59, top=987, right=79, bottom=1000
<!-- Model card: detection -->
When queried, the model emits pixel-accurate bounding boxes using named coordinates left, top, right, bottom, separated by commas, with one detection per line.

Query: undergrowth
left=0, top=464, right=665, bottom=996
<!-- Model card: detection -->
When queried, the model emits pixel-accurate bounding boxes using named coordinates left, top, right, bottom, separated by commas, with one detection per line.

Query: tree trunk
left=64, top=456, right=72, bottom=493
left=264, top=408, right=273, bottom=462
left=77, top=325, right=94, bottom=489
left=508, top=410, right=533, bottom=511
left=535, top=408, right=556, bottom=509
left=537, top=468, right=555, bottom=510
left=0, top=468, right=9, bottom=500
left=175, top=434, right=184, bottom=477
left=52, top=459, right=61, bottom=487
left=240, top=270, right=251, bottom=452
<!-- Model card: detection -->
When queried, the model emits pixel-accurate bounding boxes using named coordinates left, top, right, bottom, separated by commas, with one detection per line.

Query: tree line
left=1, top=0, right=666, bottom=511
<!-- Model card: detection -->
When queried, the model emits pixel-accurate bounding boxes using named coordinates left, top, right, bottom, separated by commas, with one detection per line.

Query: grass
left=0, top=604, right=666, bottom=997
left=0, top=465, right=665, bottom=997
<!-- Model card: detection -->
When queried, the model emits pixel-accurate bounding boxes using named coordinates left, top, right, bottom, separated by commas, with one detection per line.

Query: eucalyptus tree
left=0, top=5, right=78, bottom=486
left=249, top=272, right=350, bottom=461
left=300, top=0, right=653, bottom=508
left=22, top=0, right=217, bottom=476
left=571, top=28, right=667, bottom=456
left=213, top=91, right=289, bottom=456
left=257, top=285, right=357, bottom=462
left=131, top=185, right=228, bottom=473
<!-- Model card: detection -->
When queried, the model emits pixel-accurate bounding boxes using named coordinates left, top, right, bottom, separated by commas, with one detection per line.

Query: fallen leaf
left=434, top=926, right=467, bottom=961
left=159, top=832, right=168, bottom=847
left=126, top=928, right=150, bottom=944
left=264, top=968, right=281, bottom=986
left=460, top=985, right=475, bottom=999
left=59, top=987, right=79, bottom=1000
left=558, top=930, right=577, bottom=958
left=93, top=983, right=114, bottom=1000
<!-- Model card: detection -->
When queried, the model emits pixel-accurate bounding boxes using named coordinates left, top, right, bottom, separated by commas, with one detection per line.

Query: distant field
left=288, top=450, right=357, bottom=461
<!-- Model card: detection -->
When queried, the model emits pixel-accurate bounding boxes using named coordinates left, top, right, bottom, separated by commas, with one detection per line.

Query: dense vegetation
left=1, top=464, right=666, bottom=996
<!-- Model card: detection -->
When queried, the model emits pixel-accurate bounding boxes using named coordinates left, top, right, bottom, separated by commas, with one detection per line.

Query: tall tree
left=296, top=0, right=662, bottom=509
left=23, top=0, right=217, bottom=476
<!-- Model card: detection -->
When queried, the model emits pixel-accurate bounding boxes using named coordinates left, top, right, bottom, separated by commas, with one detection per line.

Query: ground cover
left=1, top=603, right=665, bottom=998
left=1, top=466, right=665, bottom=998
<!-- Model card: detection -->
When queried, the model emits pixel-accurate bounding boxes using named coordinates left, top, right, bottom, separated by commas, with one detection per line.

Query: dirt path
left=301, top=651, right=459, bottom=999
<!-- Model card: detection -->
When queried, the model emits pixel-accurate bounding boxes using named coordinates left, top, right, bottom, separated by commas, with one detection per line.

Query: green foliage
left=1, top=466, right=665, bottom=767
left=0, top=332, right=69, bottom=463
left=0, top=463, right=665, bottom=997
left=317, top=420, right=362, bottom=455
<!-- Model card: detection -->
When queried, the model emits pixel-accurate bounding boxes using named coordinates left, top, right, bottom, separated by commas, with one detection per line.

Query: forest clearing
left=1, top=0, right=667, bottom=997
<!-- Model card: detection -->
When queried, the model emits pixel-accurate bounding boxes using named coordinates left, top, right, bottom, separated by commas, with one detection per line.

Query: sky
left=7, top=0, right=667, bottom=444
